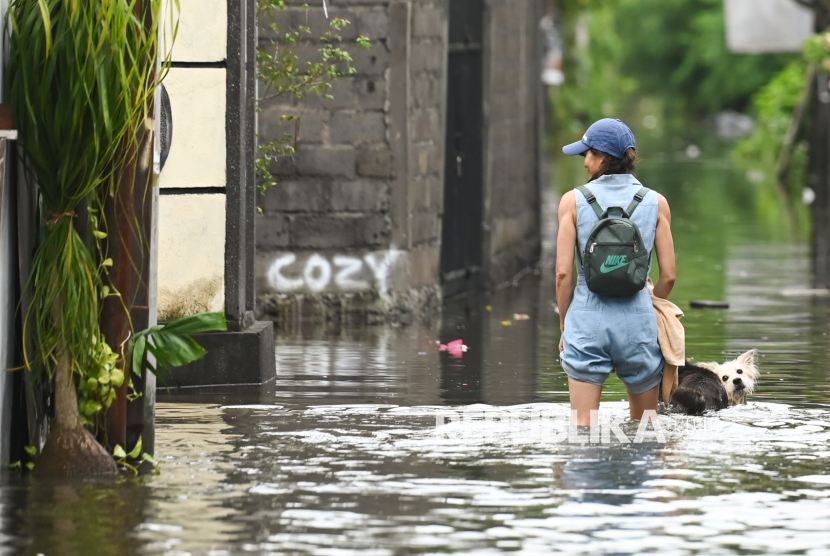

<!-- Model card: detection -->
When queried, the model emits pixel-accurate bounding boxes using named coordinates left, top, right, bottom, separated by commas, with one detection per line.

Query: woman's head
left=584, top=147, right=637, bottom=181
left=562, top=118, right=637, bottom=180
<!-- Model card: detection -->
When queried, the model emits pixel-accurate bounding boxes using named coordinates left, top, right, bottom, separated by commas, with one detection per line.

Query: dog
left=660, top=350, right=758, bottom=415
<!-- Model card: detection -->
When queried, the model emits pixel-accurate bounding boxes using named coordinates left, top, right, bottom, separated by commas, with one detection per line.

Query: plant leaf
left=131, top=334, right=146, bottom=378
left=161, top=312, right=227, bottom=335
left=128, top=436, right=143, bottom=459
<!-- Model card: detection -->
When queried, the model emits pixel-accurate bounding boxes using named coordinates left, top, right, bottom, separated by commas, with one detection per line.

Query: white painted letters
left=265, top=250, right=404, bottom=293
left=364, top=250, right=401, bottom=292
left=267, top=253, right=304, bottom=291
left=303, top=254, right=332, bottom=292
left=333, top=256, right=369, bottom=290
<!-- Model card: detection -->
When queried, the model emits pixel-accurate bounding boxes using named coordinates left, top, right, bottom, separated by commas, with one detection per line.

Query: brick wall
left=254, top=0, right=448, bottom=324
left=256, top=1, right=393, bottom=255
left=254, top=0, right=542, bottom=321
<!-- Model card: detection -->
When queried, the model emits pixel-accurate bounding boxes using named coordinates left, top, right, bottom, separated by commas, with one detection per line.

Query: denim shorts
left=561, top=276, right=664, bottom=395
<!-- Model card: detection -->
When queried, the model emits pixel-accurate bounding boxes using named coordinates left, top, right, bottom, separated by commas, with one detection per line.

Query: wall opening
left=440, top=0, right=484, bottom=298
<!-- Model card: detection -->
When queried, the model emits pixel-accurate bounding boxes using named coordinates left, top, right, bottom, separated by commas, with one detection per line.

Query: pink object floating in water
left=438, top=339, right=467, bottom=358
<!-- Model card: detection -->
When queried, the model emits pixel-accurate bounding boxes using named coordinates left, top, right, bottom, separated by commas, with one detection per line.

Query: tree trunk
left=34, top=298, right=117, bottom=478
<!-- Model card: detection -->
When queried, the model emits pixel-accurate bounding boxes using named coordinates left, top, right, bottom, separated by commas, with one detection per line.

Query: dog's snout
left=733, top=377, right=744, bottom=388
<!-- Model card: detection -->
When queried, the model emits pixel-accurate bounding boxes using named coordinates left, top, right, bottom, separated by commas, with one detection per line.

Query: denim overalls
left=560, top=174, right=664, bottom=395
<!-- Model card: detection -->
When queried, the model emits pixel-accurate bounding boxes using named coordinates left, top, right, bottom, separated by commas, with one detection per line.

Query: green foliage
left=803, top=32, right=830, bottom=70
left=6, top=0, right=176, bottom=420
left=551, top=0, right=793, bottom=135
left=730, top=57, right=811, bottom=235
left=113, top=436, right=160, bottom=474
left=128, top=312, right=227, bottom=385
left=550, top=2, right=635, bottom=133
left=617, top=0, right=790, bottom=115
left=78, top=334, right=123, bottom=425
left=8, top=446, right=38, bottom=471
left=256, top=0, right=371, bottom=194
left=733, top=61, right=809, bottom=166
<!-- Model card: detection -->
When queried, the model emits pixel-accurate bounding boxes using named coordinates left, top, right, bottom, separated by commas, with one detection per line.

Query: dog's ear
left=697, top=362, right=720, bottom=372
left=737, top=349, right=757, bottom=369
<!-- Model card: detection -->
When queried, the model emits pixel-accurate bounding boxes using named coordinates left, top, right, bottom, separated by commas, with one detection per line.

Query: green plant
left=256, top=0, right=370, bottom=194
left=128, top=312, right=228, bottom=384
left=8, top=446, right=38, bottom=472
left=6, top=0, right=176, bottom=475
left=550, top=0, right=793, bottom=137
left=113, top=436, right=159, bottom=474
left=732, top=61, right=810, bottom=227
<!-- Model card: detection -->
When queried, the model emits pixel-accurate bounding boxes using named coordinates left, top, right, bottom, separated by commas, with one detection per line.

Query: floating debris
left=438, top=339, right=467, bottom=358
left=690, top=300, right=729, bottom=309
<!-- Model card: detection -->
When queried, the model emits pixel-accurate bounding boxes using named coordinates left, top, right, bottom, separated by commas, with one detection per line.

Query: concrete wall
left=256, top=0, right=542, bottom=322
left=481, top=0, right=543, bottom=286
left=256, top=0, right=448, bottom=324
left=157, top=0, right=228, bottom=321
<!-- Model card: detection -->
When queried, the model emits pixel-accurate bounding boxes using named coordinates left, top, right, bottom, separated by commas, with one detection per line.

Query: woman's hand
left=559, top=334, right=564, bottom=353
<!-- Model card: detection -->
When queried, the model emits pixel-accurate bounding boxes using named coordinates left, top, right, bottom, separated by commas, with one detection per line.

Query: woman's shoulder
left=645, top=190, right=672, bottom=220
left=558, top=190, right=577, bottom=215
left=656, top=192, right=671, bottom=212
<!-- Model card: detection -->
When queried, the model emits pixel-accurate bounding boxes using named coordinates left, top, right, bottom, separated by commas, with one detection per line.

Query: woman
left=556, top=118, right=676, bottom=425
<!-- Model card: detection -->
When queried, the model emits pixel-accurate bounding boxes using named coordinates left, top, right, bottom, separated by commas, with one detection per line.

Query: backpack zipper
left=589, top=242, right=638, bottom=254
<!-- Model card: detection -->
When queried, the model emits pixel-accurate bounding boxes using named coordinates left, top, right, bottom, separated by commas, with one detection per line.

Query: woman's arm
left=556, top=191, right=578, bottom=349
left=653, top=193, right=676, bottom=299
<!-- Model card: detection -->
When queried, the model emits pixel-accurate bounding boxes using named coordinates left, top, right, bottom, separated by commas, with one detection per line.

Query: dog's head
left=698, top=350, right=758, bottom=405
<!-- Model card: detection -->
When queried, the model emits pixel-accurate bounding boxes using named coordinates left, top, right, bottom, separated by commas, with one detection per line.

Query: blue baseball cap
left=562, top=118, right=636, bottom=159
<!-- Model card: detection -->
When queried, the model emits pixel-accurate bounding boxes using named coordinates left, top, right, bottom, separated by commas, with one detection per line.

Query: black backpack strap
left=625, top=187, right=651, bottom=217
left=576, top=186, right=604, bottom=219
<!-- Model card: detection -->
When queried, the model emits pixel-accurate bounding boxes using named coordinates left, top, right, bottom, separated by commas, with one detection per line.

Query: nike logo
left=600, top=255, right=629, bottom=273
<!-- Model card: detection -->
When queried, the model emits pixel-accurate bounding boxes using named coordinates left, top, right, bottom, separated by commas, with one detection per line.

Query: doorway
left=440, top=0, right=484, bottom=298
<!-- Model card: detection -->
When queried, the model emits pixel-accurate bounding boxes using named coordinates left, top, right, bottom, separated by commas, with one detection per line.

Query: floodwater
left=3, top=156, right=830, bottom=555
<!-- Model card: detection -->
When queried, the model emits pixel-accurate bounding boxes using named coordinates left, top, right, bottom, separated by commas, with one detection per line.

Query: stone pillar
left=480, top=0, right=543, bottom=287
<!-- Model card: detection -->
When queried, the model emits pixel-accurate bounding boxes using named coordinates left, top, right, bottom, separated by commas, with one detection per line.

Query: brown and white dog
left=661, top=350, right=759, bottom=414
left=696, top=349, right=759, bottom=406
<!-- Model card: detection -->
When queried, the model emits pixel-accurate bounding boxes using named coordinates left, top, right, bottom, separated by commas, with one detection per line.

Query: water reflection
left=158, top=271, right=547, bottom=409
left=1, top=478, right=148, bottom=556
left=101, top=401, right=830, bottom=554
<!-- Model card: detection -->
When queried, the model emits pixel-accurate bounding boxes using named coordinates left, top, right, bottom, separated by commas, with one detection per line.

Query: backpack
left=576, top=185, right=651, bottom=296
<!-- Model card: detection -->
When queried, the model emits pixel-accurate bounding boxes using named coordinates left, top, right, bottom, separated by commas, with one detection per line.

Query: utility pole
left=795, top=0, right=830, bottom=287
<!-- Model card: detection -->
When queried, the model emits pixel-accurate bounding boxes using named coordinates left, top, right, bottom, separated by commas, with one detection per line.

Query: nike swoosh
left=600, top=262, right=629, bottom=273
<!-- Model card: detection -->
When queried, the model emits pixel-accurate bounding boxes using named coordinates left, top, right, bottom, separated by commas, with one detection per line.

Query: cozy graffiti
left=265, top=250, right=403, bottom=293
